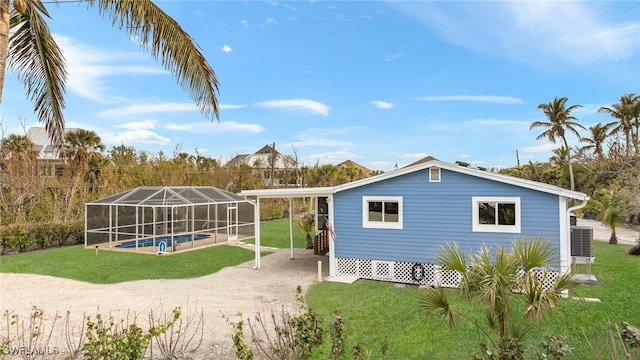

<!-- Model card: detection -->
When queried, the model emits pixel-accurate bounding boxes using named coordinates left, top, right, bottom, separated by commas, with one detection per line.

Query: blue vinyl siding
left=333, top=168, right=561, bottom=266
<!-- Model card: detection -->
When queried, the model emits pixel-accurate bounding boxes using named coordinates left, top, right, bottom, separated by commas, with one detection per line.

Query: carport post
left=253, top=197, right=261, bottom=269
left=289, top=197, right=294, bottom=259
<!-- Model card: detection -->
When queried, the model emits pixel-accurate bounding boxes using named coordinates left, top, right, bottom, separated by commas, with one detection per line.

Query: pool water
left=115, top=234, right=208, bottom=249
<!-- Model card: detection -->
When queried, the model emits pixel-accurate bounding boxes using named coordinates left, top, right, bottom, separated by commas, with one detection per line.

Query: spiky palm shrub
left=420, top=237, right=578, bottom=359
left=588, top=184, right=629, bottom=244
left=296, top=213, right=315, bottom=249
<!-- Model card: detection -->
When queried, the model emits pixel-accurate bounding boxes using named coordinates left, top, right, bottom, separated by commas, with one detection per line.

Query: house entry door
left=317, top=197, right=328, bottom=231
left=227, top=205, right=238, bottom=241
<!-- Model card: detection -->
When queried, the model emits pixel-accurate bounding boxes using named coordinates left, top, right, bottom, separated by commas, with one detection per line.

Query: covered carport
left=239, top=187, right=337, bottom=275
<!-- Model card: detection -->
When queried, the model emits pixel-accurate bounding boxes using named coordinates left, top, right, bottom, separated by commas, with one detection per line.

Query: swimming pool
left=115, top=234, right=208, bottom=249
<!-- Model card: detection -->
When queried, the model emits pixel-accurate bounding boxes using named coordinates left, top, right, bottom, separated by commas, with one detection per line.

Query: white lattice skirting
left=335, top=258, right=560, bottom=290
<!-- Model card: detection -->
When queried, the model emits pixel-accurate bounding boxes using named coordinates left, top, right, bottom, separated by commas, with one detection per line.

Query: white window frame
left=472, top=196, right=521, bottom=233
left=362, top=196, right=403, bottom=229
left=429, top=167, right=441, bottom=182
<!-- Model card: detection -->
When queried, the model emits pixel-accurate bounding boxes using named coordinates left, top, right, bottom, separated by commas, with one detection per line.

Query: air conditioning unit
left=571, top=226, right=593, bottom=257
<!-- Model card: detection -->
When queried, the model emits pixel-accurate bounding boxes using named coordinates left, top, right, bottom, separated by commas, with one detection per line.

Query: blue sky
left=2, top=1, right=639, bottom=172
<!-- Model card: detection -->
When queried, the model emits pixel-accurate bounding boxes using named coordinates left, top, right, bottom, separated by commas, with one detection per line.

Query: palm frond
left=419, top=287, right=457, bottom=330
left=437, top=242, right=467, bottom=274
left=8, top=0, right=67, bottom=146
left=85, top=0, right=219, bottom=121
left=512, top=236, right=554, bottom=271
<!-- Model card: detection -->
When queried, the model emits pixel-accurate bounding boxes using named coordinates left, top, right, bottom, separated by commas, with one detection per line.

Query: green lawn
left=243, top=218, right=311, bottom=249
left=306, top=241, right=640, bottom=359
left=0, top=244, right=262, bottom=284
left=3, top=220, right=637, bottom=358
left=0, top=219, right=301, bottom=284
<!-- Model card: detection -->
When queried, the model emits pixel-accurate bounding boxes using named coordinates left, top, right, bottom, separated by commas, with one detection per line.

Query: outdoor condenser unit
left=571, top=226, right=593, bottom=257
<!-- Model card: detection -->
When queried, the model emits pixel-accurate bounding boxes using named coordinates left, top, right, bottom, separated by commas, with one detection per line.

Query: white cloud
left=370, top=160, right=394, bottom=169
left=56, top=35, right=165, bottom=102
left=384, top=50, right=404, bottom=62
left=166, top=121, right=263, bottom=133
left=287, top=127, right=360, bottom=149
left=289, top=137, right=352, bottom=148
left=264, top=18, right=278, bottom=25
left=389, top=2, right=640, bottom=66
left=520, top=143, right=556, bottom=154
left=221, top=45, right=232, bottom=53
left=99, top=103, right=198, bottom=117
left=102, top=129, right=171, bottom=145
left=258, top=99, right=330, bottom=116
left=119, top=120, right=158, bottom=130
left=305, top=150, right=359, bottom=165
left=400, top=152, right=428, bottom=159
left=418, top=95, right=524, bottom=104
left=220, top=104, right=247, bottom=110
left=371, top=100, right=394, bottom=109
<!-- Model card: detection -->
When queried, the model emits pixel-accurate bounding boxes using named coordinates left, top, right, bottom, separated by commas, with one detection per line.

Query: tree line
left=504, top=94, right=640, bottom=242
left=0, top=129, right=373, bottom=231
left=1, top=93, right=638, bottom=248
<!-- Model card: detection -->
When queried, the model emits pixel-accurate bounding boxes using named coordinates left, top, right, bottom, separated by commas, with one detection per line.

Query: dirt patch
left=0, top=247, right=329, bottom=359
left=576, top=218, right=640, bottom=245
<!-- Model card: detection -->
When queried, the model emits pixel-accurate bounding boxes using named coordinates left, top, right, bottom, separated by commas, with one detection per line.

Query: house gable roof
left=333, top=160, right=589, bottom=200
left=241, top=159, right=589, bottom=201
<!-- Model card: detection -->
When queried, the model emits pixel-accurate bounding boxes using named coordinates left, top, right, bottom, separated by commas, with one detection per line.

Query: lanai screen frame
left=85, top=186, right=255, bottom=253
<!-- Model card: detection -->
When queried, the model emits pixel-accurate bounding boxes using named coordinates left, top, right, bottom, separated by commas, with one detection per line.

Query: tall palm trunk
left=562, top=136, right=576, bottom=191
left=609, top=226, right=618, bottom=244
left=0, top=0, right=10, bottom=105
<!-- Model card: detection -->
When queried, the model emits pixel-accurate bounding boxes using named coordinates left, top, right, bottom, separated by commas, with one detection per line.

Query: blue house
left=241, top=159, right=589, bottom=285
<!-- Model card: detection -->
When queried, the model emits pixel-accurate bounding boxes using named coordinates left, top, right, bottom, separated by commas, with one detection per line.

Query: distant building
left=25, top=127, right=78, bottom=177
left=26, top=127, right=79, bottom=160
left=336, top=159, right=372, bottom=177
left=403, top=155, right=438, bottom=168
left=226, top=144, right=299, bottom=188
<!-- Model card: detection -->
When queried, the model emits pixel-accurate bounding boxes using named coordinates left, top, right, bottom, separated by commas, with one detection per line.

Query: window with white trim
left=472, top=197, right=521, bottom=233
left=362, top=196, right=403, bottom=229
left=429, top=167, right=441, bottom=182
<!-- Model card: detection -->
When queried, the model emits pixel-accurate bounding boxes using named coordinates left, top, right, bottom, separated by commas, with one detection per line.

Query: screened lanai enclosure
left=85, top=187, right=255, bottom=254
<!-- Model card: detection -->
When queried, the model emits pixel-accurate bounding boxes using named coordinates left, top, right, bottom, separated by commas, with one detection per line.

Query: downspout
left=567, top=197, right=589, bottom=227
left=563, top=196, right=590, bottom=271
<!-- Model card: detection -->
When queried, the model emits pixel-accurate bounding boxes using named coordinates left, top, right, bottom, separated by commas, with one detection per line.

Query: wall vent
left=571, top=226, right=593, bottom=257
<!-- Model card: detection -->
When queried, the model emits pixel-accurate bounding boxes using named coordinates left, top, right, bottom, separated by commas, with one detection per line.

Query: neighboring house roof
left=26, top=127, right=78, bottom=160
left=241, top=159, right=589, bottom=201
left=403, top=155, right=439, bottom=168
left=337, top=159, right=372, bottom=176
left=225, top=144, right=298, bottom=169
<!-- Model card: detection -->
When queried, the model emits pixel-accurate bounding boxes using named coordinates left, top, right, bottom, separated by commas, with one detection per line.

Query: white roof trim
left=239, top=160, right=589, bottom=201
left=240, top=187, right=334, bottom=198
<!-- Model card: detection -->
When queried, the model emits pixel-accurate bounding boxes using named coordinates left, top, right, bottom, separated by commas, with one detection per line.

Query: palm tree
left=598, top=94, right=639, bottom=157
left=531, top=97, right=585, bottom=191
left=0, top=133, right=34, bottom=159
left=580, top=122, right=614, bottom=161
left=0, top=0, right=219, bottom=148
left=420, top=237, right=577, bottom=357
left=588, top=184, right=628, bottom=244
left=523, top=160, right=543, bottom=182
left=64, top=128, right=105, bottom=169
